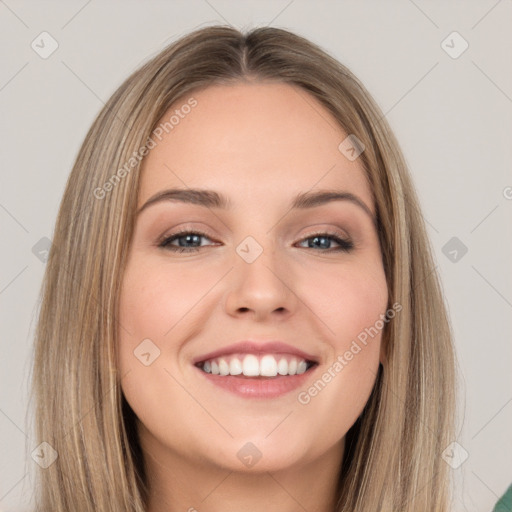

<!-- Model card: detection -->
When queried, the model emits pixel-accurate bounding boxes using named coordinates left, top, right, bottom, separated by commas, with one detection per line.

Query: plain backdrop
left=1, top=1, right=511, bottom=511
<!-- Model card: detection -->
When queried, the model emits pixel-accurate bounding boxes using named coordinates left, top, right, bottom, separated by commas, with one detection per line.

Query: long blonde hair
left=30, top=25, right=457, bottom=511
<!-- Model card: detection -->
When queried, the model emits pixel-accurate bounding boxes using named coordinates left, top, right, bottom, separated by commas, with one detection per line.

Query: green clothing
left=493, top=484, right=512, bottom=512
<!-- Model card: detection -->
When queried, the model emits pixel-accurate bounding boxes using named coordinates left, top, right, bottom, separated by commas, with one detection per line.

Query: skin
left=117, top=82, right=388, bottom=512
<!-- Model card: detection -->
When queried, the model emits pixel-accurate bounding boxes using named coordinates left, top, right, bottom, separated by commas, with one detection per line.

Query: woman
left=31, top=25, right=456, bottom=511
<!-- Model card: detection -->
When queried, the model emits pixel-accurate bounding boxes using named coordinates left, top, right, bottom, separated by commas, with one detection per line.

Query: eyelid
left=155, top=224, right=218, bottom=246
left=297, top=226, right=351, bottom=241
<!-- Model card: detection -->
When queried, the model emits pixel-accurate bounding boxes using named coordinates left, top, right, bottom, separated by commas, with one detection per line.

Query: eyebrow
left=137, top=188, right=375, bottom=222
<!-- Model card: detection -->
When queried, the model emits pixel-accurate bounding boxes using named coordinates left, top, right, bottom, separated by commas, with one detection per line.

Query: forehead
left=138, top=81, right=373, bottom=213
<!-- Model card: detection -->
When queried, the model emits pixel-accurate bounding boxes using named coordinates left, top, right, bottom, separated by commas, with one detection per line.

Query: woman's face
left=118, top=82, right=388, bottom=473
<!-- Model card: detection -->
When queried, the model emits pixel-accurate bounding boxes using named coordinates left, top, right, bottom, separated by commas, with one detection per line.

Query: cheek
left=116, top=258, right=207, bottom=401
left=303, top=257, right=388, bottom=352
left=116, top=259, right=212, bottom=442
left=293, top=259, right=388, bottom=438
left=118, top=259, right=212, bottom=346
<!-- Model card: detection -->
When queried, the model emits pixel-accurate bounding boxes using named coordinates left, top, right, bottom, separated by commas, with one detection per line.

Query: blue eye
left=297, top=233, right=354, bottom=252
left=158, top=231, right=215, bottom=252
left=158, top=231, right=354, bottom=253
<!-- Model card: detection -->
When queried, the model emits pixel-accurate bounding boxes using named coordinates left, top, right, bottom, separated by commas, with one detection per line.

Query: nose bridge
left=225, top=233, right=297, bottom=318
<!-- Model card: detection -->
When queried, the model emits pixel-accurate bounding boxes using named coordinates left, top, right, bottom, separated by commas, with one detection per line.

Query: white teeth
left=229, top=357, right=243, bottom=375
left=277, top=358, right=288, bottom=376
left=218, top=358, right=229, bottom=376
left=199, top=353, right=314, bottom=377
left=242, top=354, right=259, bottom=376
left=296, top=360, right=307, bottom=374
left=260, top=355, right=278, bottom=377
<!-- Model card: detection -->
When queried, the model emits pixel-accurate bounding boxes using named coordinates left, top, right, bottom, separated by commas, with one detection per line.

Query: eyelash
left=158, top=230, right=354, bottom=253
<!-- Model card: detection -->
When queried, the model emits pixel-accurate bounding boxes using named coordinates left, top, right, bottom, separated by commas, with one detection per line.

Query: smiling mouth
left=195, top=353, right=318, bottom=378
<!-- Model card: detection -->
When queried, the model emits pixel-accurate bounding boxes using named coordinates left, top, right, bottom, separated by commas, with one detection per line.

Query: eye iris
left=179, top=234, right=201, bottom=247
left=310, top=236, right=331, bottom=249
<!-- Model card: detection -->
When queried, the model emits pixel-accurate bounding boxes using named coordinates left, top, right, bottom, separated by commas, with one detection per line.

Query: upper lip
left=192, top=341, right=320, bottom=365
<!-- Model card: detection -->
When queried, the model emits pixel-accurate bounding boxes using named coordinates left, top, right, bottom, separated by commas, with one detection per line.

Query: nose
left=224, top=246, right=298, bottom=322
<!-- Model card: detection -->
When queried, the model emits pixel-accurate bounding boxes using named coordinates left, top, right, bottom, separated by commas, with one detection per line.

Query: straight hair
left=30, top=25, right=457, bottom=511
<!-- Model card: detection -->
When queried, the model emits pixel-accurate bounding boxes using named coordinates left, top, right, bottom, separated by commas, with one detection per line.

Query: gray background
left=1, top=1, right=511, bottom=510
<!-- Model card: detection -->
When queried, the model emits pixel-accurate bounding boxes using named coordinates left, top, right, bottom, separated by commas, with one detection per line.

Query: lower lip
left=196, top=366, right=317, bottom=399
